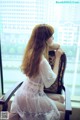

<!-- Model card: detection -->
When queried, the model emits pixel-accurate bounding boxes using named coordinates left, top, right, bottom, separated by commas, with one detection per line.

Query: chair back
left=44, top=50, right=67, bottom=94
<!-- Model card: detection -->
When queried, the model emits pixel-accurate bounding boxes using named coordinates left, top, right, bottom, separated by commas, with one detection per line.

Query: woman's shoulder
left=40, top=55, right=46, bottom=63
left=40, top=55, right=49, bottom=67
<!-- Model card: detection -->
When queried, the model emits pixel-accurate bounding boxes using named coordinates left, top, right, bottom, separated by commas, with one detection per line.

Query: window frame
left=0, top=37, right=4, bottom=95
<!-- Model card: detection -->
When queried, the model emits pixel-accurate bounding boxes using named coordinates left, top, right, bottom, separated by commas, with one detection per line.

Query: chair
left=44, top=50, right=72, bottom=120
left=44, top=50, right=66, bottom=94
left=0, top=50, right=72, bottom=120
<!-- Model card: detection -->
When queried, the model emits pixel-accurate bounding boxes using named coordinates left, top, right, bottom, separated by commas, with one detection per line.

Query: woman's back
left=10, top=56, right=60, bottom=120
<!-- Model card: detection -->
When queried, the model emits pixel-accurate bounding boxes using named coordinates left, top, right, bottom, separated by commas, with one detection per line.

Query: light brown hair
left=21, top=24, right=54, bottom=78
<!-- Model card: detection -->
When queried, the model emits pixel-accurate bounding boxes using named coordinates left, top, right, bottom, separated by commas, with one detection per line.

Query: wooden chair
left=0, top=50, right=72, bottom=120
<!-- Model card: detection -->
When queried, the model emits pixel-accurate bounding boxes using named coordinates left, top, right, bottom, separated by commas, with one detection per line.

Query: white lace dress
left=10, top=57, right=60, bottom=120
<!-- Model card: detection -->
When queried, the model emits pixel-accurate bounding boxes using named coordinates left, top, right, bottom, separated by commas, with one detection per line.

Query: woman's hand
left=55, top=48, right=64, bottom=58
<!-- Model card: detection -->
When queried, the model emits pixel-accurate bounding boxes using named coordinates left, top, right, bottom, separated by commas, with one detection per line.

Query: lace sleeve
left=40, top=58, right=57, bottom=88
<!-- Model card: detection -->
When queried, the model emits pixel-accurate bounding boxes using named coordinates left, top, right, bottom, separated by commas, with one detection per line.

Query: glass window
left=0, top=0, right=80, bottom=100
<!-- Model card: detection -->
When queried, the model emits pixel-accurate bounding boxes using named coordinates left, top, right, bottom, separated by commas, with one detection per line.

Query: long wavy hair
left=21, top=24, right=54, bottom=78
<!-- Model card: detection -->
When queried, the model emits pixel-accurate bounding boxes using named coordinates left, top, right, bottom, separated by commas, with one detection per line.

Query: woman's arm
left=40, top=57, right=58, bottom=88
left=40, top=49, right=63, bottom=88
left=49, top=43, right=60, bottom=51
left=53, top=48, right=63, bottom=75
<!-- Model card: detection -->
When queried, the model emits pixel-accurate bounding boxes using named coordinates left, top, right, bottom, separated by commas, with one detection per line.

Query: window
left=0, top=0, right=80, bottom=100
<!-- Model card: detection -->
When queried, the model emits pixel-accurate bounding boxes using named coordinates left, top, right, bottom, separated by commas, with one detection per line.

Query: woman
left=9, top=24, right=65, bottom=120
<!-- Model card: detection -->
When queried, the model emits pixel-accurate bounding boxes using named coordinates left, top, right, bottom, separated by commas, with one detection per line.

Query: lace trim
left=28, top=80, right=43, bottom=88
left=23, top=110, right=60, bottom=120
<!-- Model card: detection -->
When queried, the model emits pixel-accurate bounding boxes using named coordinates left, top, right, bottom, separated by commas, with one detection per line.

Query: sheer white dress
left=10, top=56, right=60, bottom=120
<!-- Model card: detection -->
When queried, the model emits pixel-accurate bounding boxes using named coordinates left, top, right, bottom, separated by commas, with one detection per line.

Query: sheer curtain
left=0, top=0, right=80, bottom=99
